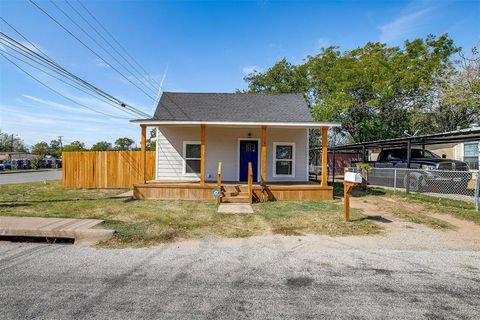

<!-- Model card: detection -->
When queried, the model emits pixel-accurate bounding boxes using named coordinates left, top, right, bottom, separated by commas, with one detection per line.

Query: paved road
left=0, top=170, right=61, bottom=184
left=1, top=239, right=479, bottom=319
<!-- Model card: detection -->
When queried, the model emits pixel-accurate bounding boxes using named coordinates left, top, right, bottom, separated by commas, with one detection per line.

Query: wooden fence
left=62, top=151, right=155, bottom=189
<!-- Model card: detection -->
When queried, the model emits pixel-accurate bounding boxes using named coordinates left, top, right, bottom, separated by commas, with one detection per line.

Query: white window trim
left=182, top=140, right=201, bottom=176
left=273, top=142, right=296, bottom=178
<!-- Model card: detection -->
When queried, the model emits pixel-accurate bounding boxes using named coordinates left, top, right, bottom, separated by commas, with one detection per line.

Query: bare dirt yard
left=347, top=194, right=480, bottom=251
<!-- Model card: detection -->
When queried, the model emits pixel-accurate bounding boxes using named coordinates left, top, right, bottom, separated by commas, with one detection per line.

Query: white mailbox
left=344, top=172, right=363, bottom=184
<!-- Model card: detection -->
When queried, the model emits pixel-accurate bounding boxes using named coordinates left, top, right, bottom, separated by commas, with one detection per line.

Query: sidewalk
left=0, top=216, right=114, bottom=245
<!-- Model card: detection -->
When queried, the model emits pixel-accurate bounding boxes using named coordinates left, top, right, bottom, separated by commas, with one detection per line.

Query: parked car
left=3, top=162, right=12, bottom=170
left=353, top=148, right=471, bottom=192
left=0, top=163, right=4, bottom=171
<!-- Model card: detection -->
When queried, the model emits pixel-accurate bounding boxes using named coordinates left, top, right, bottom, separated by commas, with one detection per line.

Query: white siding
left=156, top=126, right=201, bottom=181
left=156, top=126, right=309, bottom=182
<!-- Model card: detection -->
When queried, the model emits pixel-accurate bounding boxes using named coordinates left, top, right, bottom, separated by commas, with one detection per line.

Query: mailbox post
left=343, top=171, right=363, bottom=222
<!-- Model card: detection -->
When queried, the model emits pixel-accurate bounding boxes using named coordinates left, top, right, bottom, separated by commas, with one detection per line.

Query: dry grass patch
left=0, top=181, right=381, bottom=247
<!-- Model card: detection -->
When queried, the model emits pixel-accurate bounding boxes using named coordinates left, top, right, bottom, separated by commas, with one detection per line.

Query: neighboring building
left=452, top=142, right=479, bottom=170
left=0, top=152, right=61, bottom=169
left=131, top=92, right=340, bottom=202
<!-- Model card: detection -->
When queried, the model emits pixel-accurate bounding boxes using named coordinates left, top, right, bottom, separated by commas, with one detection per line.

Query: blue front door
left=239, top=140, right=258, bottom=182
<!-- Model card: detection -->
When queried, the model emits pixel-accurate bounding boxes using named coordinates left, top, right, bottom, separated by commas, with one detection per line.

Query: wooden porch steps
left=220, top=184, right=251, bottom=203
left=221, top=195, right=251, bottom=203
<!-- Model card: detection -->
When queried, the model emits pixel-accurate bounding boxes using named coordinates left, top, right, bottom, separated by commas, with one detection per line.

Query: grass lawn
left=0, top=181, right=380, bottom=247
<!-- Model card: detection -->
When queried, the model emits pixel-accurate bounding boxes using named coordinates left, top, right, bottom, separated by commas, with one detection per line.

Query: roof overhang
left=323, top=127, right=480, bottom=151
left=130, top=120, right=340, bottom=128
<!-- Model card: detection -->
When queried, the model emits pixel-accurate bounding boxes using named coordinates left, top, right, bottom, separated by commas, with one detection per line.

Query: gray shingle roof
left=152, top=92, right=313, bottom=122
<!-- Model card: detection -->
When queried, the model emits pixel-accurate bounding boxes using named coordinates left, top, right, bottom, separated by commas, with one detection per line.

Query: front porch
left=133, top=180, right=334, bottom=202
left=135, top=122, right=334, bottom=202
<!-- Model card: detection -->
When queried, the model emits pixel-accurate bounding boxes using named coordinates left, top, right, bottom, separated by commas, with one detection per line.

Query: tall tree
left=147, top=129, right=156, bottom=151
left=49, top=139, right=62, bottom=158
left=244, top=34, right=461, bottom=142
left=0, top=131, right=28, bottom=152
left=114, top=137, right=135, bottom=151
left=91, top=141, right=113, bottom=151
left=63, top=141, right=86, bottom=151
left=412, top=47, right=480, bottom=133
left=31, top=141, right=49, bottom=158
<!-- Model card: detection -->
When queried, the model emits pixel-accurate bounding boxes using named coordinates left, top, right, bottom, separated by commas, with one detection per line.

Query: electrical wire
left=0, top=27, right=151, bottom=118
left=28, top=0, right=157, bottom=101
left=0, top=48, right=138, bottom=118
left=0, top=51, right=133, bottom=119
left=51, top=0, right=158, bottom=95
left=77, top=0, right=161, bottom=89
left=64, top=0, right=160, bottom=93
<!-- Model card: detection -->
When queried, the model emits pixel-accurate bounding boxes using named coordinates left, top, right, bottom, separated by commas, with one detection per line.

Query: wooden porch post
left=140, top=124, right=147, bottom=183
left=321, top=126, right=328, bottom=187
left=261, top=125, right=267, bottom=184
left=200, top=124, right=206, bottom=185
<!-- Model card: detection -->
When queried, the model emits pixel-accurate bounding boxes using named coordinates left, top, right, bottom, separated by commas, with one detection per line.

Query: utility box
left=345, top=172, right=363, bottom=184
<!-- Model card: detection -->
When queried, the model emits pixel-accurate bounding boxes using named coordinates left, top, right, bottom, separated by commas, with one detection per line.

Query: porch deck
left=133, top=181, right=334, bottom=201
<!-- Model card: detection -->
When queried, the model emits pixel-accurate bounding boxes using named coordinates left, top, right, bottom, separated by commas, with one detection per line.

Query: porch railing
left=217, top=162, right=222, bottom=204
left=248, top=162, right=253, bottom=203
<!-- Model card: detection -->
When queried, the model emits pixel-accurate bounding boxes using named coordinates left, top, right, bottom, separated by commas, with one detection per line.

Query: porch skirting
left=133, top=182, right=333, bottom=201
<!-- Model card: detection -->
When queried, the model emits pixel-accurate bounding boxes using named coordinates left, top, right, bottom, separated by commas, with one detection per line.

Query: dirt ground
left=346, top=195, right=480, bottom=251
left=155, top=195, right=480, bottom=252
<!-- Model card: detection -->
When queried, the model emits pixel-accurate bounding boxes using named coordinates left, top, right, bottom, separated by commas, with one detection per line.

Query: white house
left=131, top=92, right=339, bottom=202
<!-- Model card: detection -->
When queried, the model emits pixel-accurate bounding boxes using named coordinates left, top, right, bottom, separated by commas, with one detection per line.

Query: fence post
left=393, top=168, right=397, bottom=193
left=475, top=172, right=480, bottom=211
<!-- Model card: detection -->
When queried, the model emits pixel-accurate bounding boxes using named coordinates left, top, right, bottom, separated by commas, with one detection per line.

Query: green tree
left=147, top=129, right=156, bottom=151
left=31, top=141, right=49, bottom=170
left=49, top=139, right=62, bottom=158
left=31, top=141, right=49, bottom=158
left=243, top=59, right=310, bottom=94
left=0, top=131, right=28, bottom=152
left=412, top=47, right=480, bottom=133
left=63, top=141, right=86, bottom=151
left=244, top=34, right=461, bottom=142
left=114, top=137, right=134, bottom=151
left=91, top=141, right=113, bottom=151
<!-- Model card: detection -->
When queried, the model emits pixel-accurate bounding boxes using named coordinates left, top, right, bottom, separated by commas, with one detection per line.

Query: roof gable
left=152, top=92, right=313, bottom=123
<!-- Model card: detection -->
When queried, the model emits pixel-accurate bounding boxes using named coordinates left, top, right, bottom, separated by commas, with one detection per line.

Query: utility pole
left=57, top=136, right=63, bottom=169
left=58, top=136, right=63, bottom=152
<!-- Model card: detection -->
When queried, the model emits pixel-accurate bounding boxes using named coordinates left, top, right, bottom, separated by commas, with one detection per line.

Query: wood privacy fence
left=62, top=151, right=155, bottom=189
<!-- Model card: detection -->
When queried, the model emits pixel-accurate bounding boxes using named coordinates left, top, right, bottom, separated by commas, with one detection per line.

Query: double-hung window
left=273, top=142, right=295, bottom=177
left=183, top=141, right=201, bottom=174
left=463, top=142, right=479, bottom=170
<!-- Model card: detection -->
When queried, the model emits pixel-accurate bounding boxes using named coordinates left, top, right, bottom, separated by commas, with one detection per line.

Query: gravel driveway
left=1, top=237, right=479, bottom=319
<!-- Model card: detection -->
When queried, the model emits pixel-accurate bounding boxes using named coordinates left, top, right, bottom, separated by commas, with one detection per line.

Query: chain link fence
left=348, top=167, right=480, bottom=209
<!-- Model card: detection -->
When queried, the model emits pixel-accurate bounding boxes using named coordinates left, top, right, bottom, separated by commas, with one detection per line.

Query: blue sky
left=0, top=0, right=479, bottom=147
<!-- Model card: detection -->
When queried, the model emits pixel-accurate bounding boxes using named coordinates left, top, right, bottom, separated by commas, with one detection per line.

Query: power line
left=77, top=0, right=161, bottom=89
left=0, top=32, right=138, bottom=115
left=0, top=27, right=150, bottom=117
left=64, top=0, right=160, bottom=93
left=0, top=17, right=56, bottom=66
left=0, top=48, right=138, bottom=118
left=0, top=51, right=133, bottom=119
left=28, top=0, right=157, bottom=101
left=50, top=0, right=158, bottom=96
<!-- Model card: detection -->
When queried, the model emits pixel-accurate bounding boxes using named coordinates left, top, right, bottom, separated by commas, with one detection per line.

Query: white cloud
left=378, top=0, right=445, bottom=43
left=241, top=65, right=262, bottom=76
left=22, top=95, right=95, bottom=115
